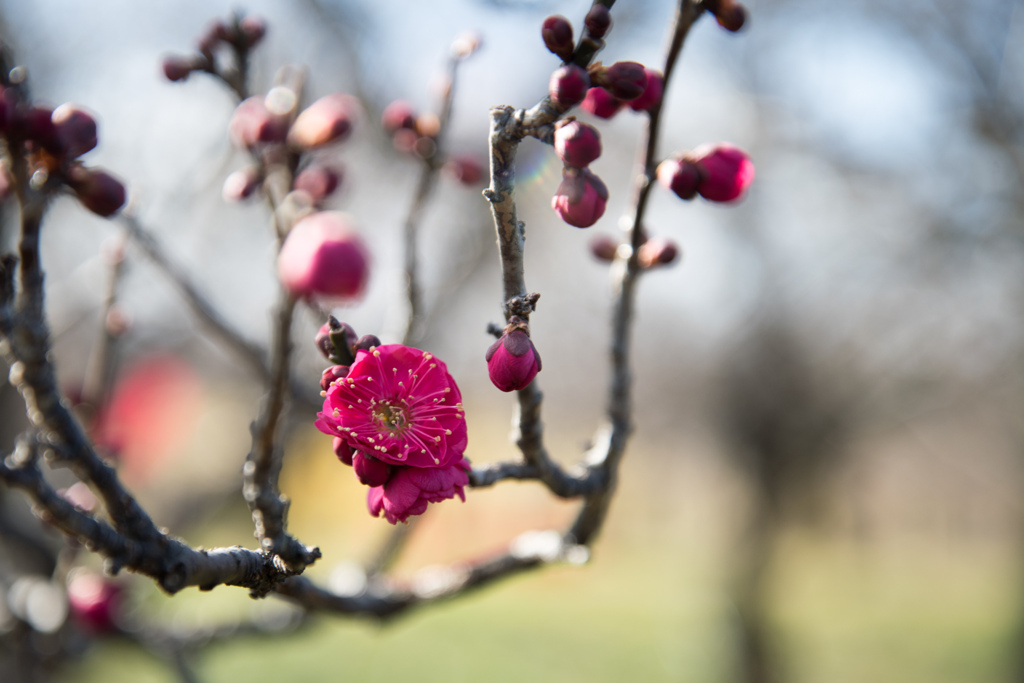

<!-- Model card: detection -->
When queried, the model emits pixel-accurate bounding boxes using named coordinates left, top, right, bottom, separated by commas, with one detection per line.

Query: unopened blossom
left=552, top=168, right=608, bottom=228
left=315, top=344, right=467, bottom=469
left=486, top=326, right=542, bottom=392
left=277, top=211, right=369, bottom=300
left=692, top=143, right=755, bottom=202
left=629, top=69, right=664, bottom=112
left=554, top=120, right=601, bottom=168
left=367, top=455, right=471, bottom=524
left=542, top=15, right=574, bottom=61
left=549, top=65, right=590, bottom=108
left=581, top=87, right=622, bottom=119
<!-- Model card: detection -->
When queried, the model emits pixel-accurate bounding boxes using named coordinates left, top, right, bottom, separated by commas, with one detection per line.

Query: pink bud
left=542, top=15, right=574, bottom=61
left=333, top=436, right=354, bottom=466
left=293, top=165, right=341, bottom=204
left=584, top=5, right=612, bottom=39
left=52, top=104, right=97, bottom=158
left=67, top=167, right=127, bottom=217
left=222, top=166, right=261, bottom=202
left=548, top=64, right=590, bottom=108
left=444, top=155, right=485, bottom=185
left=229, top=97, right=287, bottom=148
left=486, top=328, right=542, bottom=392
left=320, top=365, right=350, bottom=393
left=162, top=55, right=195, bottom=82
left=238, top=16, right=267, bottom=46
left=657, top=158, right=701, bottom=200
left=277, top=211, right=370, bottom=300
left=67, top=573, right=121, bottom=635
left=692, top=143, right=755, bottom=202
left=288, top=94, right=356, bottom=149
left=198, top=19, right=231, bottom=55
left=707, top=0, right=747, bottom=32
left=21, top=106, right=59, bottom=149
left=628, top=69, right=663, bottom=112
left=553, top=120, right=601, bottom=168
left=551, top=169, right=608, bottom=228
left=315, top=318, right=358, bottom=363
left=589, top=235, right=619, bottom=262
left=354, top=334, right=381, bottom=353
left=382, top=100, right=417, bottom=135
left=637, top=237, right=679, bottom=268
left=353, top=452, right=392, bottom=487
left=600, top=62, right=648, bottom=101
left=581, top=87, right=623, bottom=119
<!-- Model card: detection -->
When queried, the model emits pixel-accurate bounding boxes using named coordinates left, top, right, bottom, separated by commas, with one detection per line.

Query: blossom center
left=372, top=401, right=408, bottom=434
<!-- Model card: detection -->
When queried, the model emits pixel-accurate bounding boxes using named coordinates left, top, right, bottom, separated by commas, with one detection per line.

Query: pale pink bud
left=629, top=69, right=663, bottom=112
left=548, top=64, right=590, bottom=108
left=581, top=87, right=622, bottom=119
left=692, top=143, right=755, bottom=202
left=333, top=436, right=354, bottom=466
left=382, top=100, right=417, bottom=135
left=353, top=451, right=392, bottom=487
left=657, top=158, right=701, bottom=200
left=277, top=211, right=369, bottom=300
left=229, top=97, right=287, bottom=148
left=553, top=120, right=601, bottom=168
left=288, top=94, right=356, bottom=149
left=52, top=104, right=97, bottom=158
left=392, top=128, right=419, bottom=154
left=161, top=55, right=195, bottom=82
left=585, top=5, right=612, bottom=38
left=222, top=166, right=261, bottom=202
left=542, top=15, right=574, bottom=61
left=293, top=165, right=341, bottom=204
left=589, top=235, right=619, bottom=262
left=67, top=166, right=127, bottom=217
left=444, top=155, right=485, bottom=185
left=637, top=237, right=679, bottom=268
left=551, top=169, right=607, bottom=228
left=486, top=328, right=542, bottom=392
left=600, top=61, right=648, bottom=101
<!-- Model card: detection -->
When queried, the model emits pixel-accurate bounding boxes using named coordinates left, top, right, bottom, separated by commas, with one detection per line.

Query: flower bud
left=551, top=168, right=607, bottom=228
left=581, top=87, right=623, bottom=119
left=229, top=97, right=287, bottom=148
left=293, top=164, right=341, bottom=204
left=353, top=452, right=392, bottom=487
left=548, top=64, right=590, bottom=108
left=382, top=100, right=417, bottom=135
left=67, top=167, right=127, bottom=217
left=589, top=235, right=619, bottom=262
left=585, top=5, right=612, bottom=39
left=198, top=20, right=230, bottom=55
left=657, top=158, right=701, bottom=200
left=553, top=120, right=601, bottom=168
left=316, top=317, right=358, bottom=364
left=288, top=93, right=356, bottom=149
left=238, top=16, right=267, bottom=46
left=222, top=166, right=261, bottom=202
left=692, top=143, right=754, bottom=202
left=599, top=61, right=648, bottom=101
left=52, top=104, right=97, bottom=158
left=637, top=237, right=679, bottom=268
left=20, top=106, right=59, bottom=150
left=541, top=15, right=574, bottom=61
left=628, top=69, right=663, bottom=112
left=320, top=364, right=350, bottom=392
left=333, top=436, right=354, bottom=466
left=353, top=334, right=381, bottom=353
left=67, top=572, right=122, bottom=635
left=444, top=155, right=485, bottom=185
left=706, top=0, right=747, bottom=32
left=486, top=326, right=542, bottom=392
left=162, top=55, right=195, bottom=82
left=277, top=211, right=369, bottom=300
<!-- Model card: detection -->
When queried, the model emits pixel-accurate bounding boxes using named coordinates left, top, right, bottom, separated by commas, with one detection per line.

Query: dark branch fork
left=0, top=0, right=704, bottom=619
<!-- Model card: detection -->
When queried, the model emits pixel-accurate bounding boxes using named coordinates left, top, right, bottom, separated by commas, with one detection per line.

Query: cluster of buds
left=657, top=143, right=755, bottom=203
left=224, top=89, right=357, bottom=204
left=580, top=63, right=663, bottom=119
left=589, top=233, right=679, bottom=270
left=0, top=84, right=125, bottom=216
left=381, top=99, right=484, bottom=186
left=162, top=14, right=267, bottom=84
left=541, top=6, right=612, bottom=64
left=315, top=320, right=470, bottom=524
left=277, top=211, right=369, bottom=301
left=486, top=317, right=542, bottom=392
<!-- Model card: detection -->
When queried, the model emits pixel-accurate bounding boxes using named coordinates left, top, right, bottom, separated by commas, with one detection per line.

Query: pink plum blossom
left=367, top=455, right=471, bottom=524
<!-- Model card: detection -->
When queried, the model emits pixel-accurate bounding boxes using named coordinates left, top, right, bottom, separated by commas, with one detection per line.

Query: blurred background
left=0, top=0, right=1021, bottom=681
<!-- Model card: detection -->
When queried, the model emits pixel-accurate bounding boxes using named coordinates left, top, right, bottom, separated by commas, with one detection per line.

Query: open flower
left=367, top=455, right=471, bottom=524
left=315, top=344, right=467, bottom=469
